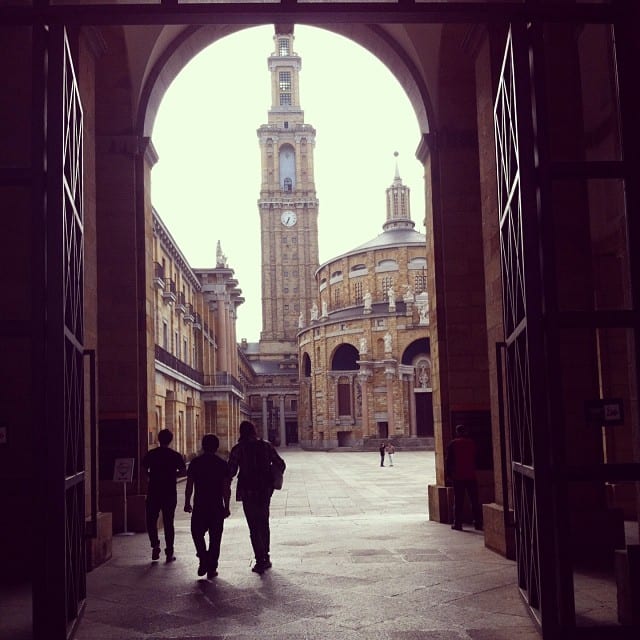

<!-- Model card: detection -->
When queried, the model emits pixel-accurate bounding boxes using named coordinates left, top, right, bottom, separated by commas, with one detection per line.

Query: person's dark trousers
left=242, top=493, right=272, bottom=562
left=146, top=495, right=177, bottom=552
left=191, top=510, right=224, bottom=569
left=452, top=479, right=483, bottom=528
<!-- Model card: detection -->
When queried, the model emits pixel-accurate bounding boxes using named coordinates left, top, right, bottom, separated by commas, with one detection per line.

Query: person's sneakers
left=451, top=524, right=462, bottom=531
left=207, top=568, right=218, bottom=579
left=165, top=549, right=176, bottom=563
left=197, top=563, right=208, bottom=577
left=151, top=546, right=161, bottom=561
left=262, top=556, right=272, bottom=571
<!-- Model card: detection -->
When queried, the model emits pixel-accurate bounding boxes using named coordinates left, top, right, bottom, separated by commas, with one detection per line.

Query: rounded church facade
left=298, top=166, right=432, bottom=449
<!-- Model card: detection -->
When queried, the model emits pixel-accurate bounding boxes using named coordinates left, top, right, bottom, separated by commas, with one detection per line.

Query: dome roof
left=320, top=226, right=426, bottom=268
left=319, top=160, right=426, bottom=269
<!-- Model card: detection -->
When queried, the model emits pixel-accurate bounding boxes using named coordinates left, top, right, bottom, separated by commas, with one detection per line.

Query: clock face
left=281, top=210, right=297, bottom=227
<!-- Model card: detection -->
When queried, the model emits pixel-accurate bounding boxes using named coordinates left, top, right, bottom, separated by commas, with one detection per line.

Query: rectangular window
left=279, top=71, right=291, bottom=91
left=279, top=38, right=289, bottom=56
left=414, top=272, right=427, bottom=292
left=333, top=288, right=341, bottom=306
left=382, top=276, right=394, bottom=298
left=338, top=382, right=351, bottom=416
left=354, top=281, right=363, bottom=304
left=280, top=93, right=292, bottom=106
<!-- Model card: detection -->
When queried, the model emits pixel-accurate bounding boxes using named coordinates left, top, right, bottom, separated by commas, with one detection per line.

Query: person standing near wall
left=142, top=428, right=186, bottom=562
left=445, top=424, right=483, bottom=531
left=228, top=420, right=286, bottom=574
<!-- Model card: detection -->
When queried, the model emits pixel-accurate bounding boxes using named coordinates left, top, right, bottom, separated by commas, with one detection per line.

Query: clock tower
left=258, top=25, right=319, bottom=352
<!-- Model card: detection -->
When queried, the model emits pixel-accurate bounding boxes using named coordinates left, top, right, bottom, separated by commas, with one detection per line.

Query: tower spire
left=384, top=152, right=415, bottom=231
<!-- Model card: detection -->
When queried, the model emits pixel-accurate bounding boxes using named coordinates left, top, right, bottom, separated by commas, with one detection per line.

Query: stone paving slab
left=75, top=449, right=537, bottom=640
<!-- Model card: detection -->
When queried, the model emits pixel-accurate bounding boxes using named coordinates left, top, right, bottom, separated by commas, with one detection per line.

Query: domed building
left=297, top=163, right=432, bottom=450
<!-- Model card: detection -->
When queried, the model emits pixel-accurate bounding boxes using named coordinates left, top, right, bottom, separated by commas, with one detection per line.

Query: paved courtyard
left=73, top=448, right=540, bottom=639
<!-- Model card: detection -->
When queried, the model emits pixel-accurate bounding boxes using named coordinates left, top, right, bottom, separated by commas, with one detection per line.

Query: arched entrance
left=2, top=4, right=640, bottom=640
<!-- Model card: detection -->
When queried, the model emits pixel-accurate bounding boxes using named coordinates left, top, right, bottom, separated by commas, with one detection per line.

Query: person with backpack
left=228, top=420, right=286, bottom=574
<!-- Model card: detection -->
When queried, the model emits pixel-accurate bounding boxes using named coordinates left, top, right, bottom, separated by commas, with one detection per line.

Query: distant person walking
left=184, top=434, right=231, bottom=579
left=379, top=442, right=386, bottom=467
left=445, top=424, right=483, bottom=531
left=385, top=442, right=396, bottom=466
left=142, top=428, right=186, bottom=562
left=228, top=421, right=286, bottom=574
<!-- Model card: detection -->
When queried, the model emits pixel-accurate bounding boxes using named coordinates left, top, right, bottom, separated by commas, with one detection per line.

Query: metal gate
left=33, top=25, right=86, bottom=639
left=494, top=26, right=557, bottom=630
left=495, top=16, right=640, bottom=639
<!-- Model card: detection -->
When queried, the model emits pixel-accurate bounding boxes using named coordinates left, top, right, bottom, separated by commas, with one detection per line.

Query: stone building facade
left=153, top=211, right=246, bottom=457
left=298, top=166, right=431, bottom=449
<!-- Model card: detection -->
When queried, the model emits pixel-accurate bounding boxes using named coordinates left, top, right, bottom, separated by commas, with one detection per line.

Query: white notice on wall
left=113, top=458, right=135, bottom=483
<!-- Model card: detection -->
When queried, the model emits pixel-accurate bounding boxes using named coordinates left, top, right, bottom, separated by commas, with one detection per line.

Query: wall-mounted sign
left=113, top=457, right=135, bottom=483
left=584, top=398, right=624, bottom=427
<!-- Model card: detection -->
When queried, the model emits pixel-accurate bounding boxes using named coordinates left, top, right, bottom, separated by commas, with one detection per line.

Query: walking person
left=445, top=424, right=483, bottom=531
left=184, top=434, right=231, bottom=579
left=228, top=420, right=286, bottom=574
left=141, top=428, right=186, bottom=562
left=385, top=441, right=395, bottom=466
left=379, top=442, right=386, bottom=467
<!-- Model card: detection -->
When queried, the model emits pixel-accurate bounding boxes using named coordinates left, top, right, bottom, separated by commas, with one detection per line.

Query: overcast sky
left=151, top=24, right=426, bottom=343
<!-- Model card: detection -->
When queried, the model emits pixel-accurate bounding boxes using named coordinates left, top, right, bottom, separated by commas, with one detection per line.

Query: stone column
left=358, top=367, right=371, bottom=437
left=261, top=395, right=269, bottom=440
left=216, top=298, right=227, bottom=371
left=385, top=364, right=395, bottom=434
left=409, top=376, right=417, bottom=437
left=279, top=394, right=286, bottom=446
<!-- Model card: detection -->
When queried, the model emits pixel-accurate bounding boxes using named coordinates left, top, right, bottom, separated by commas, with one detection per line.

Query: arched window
left=302, top=352, right=312, bottom=377
left=279, top=144, right=295, bottom=191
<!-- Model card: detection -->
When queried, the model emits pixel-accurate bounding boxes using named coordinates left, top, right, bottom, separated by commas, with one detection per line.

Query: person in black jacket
left=228, top=420, right=286, bottom=574
left=184, top=434, right=231, bottom=579
left=141, top=428, right=186, bottom=562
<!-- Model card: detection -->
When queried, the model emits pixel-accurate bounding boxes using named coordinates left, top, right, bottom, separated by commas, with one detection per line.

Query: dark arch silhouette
left=302, top=352, right=312, bottom=377
left=139, top=24, right=433, bottom=138
left=402, top=337, right=430, bottom=364
left=331, top=343, right=359, bottom=371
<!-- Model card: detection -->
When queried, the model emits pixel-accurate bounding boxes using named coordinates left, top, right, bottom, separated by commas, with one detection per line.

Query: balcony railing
left=183, top=303, right=195, bottom=324
left=176, top=291, right=186, bottom=315
left=162, top=278, right=177, bottom=304
left=203, top=372, right=244, bottom=394
left=193, top=312, right=202, bottom=329
left=153, top=262, right=165, bottom=289
left=155, top=345, right=204, bottom=384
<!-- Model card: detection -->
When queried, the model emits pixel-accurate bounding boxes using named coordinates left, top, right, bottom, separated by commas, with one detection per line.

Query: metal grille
left=54, top=26, right=87, bottom=633
left=494, top=28, right=540, bottom=619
